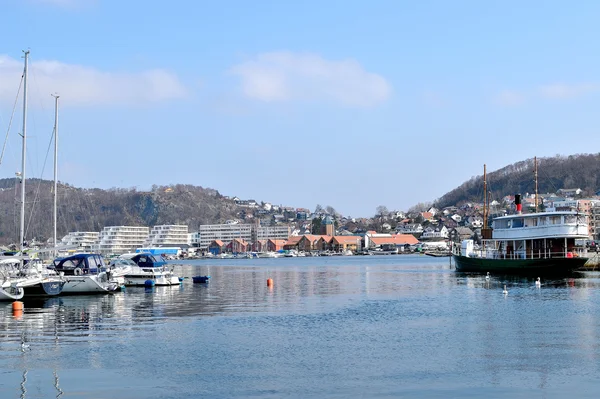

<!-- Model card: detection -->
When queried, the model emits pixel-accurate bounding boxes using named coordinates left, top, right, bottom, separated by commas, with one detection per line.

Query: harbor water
left=2, top=255, right=600, bottom=398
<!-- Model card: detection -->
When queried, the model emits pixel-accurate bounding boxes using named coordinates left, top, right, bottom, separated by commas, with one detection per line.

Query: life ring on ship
left=74, top=267, right=83, bottom=276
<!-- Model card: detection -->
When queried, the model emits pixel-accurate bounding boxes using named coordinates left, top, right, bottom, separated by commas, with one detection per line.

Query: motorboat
left=51, top=254, right=119, bottom=294
left=117, top=253, right=181, bottom=286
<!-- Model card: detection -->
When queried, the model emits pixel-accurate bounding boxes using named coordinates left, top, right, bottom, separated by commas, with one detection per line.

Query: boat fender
left=144, top=279, right=155, bottom=287
left=74, top=268, right=82, bottom=276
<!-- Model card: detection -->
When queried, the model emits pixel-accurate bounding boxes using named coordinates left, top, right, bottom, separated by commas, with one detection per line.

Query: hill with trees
left=434, top=154, right=600, bottom=209
left=0, top=179, right=240, bottom=246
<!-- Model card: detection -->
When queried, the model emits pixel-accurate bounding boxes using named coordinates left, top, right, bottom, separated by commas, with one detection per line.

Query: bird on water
left=485, top=272, right=490, bottom=280
left=535, top=277, right=541, bottom=287
left=503, top=285, right=508, bottom=295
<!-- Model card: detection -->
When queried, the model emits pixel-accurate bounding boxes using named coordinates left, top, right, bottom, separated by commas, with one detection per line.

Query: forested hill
left=434, top=154, right=600, bottom=209
left=0, top=179, right=240, bottom=245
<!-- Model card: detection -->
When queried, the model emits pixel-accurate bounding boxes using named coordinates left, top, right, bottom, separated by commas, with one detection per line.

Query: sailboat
left=452, top=159, right=589, bottom=275
left=12, top=50, right=66, bottom=297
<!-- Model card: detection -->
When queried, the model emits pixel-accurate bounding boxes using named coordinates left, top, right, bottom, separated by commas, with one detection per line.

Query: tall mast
left=52, top=94, right=60, bottom=257
left=483, top=164, right=488, bottom=229
left=19, top=50, right=29, bottom=255
left=534, top=156, right=539, bottom=213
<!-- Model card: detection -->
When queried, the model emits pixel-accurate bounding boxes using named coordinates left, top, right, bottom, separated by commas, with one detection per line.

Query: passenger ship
left=452, top=160, right=589, bottom=275
left=453, top=210, right=589, bottom=274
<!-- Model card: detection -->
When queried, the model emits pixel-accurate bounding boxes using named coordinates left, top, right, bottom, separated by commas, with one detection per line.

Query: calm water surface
left=1, top=255, right=600, bottom=398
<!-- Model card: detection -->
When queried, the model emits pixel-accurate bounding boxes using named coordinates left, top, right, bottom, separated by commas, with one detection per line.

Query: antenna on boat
left=52, top=93, right=59, bottom=258
left=483, top=164, right=487, bottom=229
left=19, top=50, right=29, bottom=260
left=534, top=156, right=539, bottom=213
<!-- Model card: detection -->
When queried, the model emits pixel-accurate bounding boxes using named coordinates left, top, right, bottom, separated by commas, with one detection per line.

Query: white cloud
left=229, top=52, right=392, bottom=107
left=538, top=83, right=600, bottom=99
left=0, top=54, right=187, bottom=107
left=494, top=90, right=527, bottom=106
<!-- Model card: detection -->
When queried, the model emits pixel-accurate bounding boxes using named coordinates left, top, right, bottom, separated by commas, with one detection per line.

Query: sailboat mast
left=534, top=156, right=539, bottom=213
left=52, top=94, right=59, bottom=257
left=483, top=164, right=488, bottom=229
left=19, top=50, right=29, bottom=255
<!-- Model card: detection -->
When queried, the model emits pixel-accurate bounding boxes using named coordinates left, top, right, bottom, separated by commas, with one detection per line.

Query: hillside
left=0, top=179, right=240, bottom=245
left=434, top=154, right=600, bottom=208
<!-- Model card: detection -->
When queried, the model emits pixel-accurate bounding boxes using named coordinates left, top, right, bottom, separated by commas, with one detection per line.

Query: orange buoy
left=13, top=309, right=23, bottom=319
left=267, top=278, right=273, bottom=287
left=12, top=301, right=23, bottom=311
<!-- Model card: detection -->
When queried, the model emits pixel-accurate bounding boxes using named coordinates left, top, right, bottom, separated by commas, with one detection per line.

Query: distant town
left=16, top=187, right=597, bottom=258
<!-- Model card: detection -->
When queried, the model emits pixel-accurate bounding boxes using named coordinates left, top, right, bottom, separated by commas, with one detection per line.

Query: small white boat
left=0, top=259, right=25, bottom=300
left=51, top=254, right=119, bottom=294
left=117, top=253, right=181, bottom=286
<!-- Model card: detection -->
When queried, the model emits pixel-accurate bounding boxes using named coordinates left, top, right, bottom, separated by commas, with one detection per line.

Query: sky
left=1, top=1, right=600, bottom=218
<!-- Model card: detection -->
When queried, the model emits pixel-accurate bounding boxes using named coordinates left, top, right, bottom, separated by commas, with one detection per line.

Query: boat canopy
left=120, top=252, right=167, bottom=268
left=53, top=253, right=105, bottom=275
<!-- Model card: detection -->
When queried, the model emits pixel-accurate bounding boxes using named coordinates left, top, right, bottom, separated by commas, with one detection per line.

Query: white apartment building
left=256, top=225, right=290, bottom=240
left=193, top=223, right=291, bottom=249
left=144, top=225, right=190, bottom=247
left=196, top=223, right=253, bottom=249
left=58, top=231, right=100, bottom=252
left=93, top=226, right=149, bottom=254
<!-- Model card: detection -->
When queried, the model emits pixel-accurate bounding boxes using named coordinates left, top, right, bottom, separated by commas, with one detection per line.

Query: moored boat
left=51, top=254, right=118, bottom=294
left=452, top=162, right=589, bottom=275
left=117, top=253, right=181, bottom=286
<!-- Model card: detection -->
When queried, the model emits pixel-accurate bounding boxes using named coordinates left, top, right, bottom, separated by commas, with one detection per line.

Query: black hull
left=453, top=255, right=588, bottom=276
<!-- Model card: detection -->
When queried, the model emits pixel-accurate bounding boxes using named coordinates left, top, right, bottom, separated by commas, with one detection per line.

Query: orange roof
left=211, top=239, right=224, bottom=246
left=285, top=236, right=303, bottom=245
left=421, top=212, right=433, bottom=220
left=333, top=236, right=361, bottom=244
left=269, top=239, right=287, bottom=245
left=370, top=234, right=418, bottom=245
left=232, top=238, right=248, bottom=244
left=299, top=234, right=322, bottom=242
left=316, top=235, right=333, bottom=242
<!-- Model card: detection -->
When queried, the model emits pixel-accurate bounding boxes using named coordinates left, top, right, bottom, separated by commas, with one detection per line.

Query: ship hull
left=453, top=255, right=588, bottom=275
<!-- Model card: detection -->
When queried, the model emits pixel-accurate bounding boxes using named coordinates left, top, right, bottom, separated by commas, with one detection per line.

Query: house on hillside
left=558, top=188, right=582, bottom=197
left=449, top=227, right=474, bottom=242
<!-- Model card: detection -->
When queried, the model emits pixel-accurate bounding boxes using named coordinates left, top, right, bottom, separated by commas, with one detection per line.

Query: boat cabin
left=482, top=211, right=589, bottom=260
left=53, top=254, right=106, bottom=276
left=124, top=253, right=167, bottom=268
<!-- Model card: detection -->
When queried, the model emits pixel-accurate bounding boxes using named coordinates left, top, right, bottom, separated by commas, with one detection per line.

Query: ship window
left=525, top=218, right=538, bottom=227
left=539, top=217, right=547, bottom=225
left=495, top=220, right=508, bottom=229
left=512, top=218, right=524, bottom=228
left=565, top=215, right=576, bottom=224
left=550, top=216, right=562, bottom=224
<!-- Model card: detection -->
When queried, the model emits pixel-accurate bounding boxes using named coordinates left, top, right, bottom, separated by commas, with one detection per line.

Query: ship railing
left=488, top=248, right=587, bottom=260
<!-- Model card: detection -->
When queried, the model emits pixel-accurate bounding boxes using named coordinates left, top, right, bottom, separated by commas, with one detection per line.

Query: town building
left=58, top=231, right=99, bottom=252
left=144, top=225, right=190, bottom=247
left=93, top=226, right=150, bottom=254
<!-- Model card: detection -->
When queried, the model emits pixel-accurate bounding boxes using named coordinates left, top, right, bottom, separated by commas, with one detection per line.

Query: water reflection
left=1, top=256, right=600, bottom=398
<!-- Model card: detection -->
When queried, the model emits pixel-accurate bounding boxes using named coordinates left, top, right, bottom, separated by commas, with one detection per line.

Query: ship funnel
left=515, top=194, right=522, bottom=214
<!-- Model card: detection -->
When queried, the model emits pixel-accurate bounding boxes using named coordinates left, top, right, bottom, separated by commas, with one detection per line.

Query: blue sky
left=1, top=0, right=599, bottom=217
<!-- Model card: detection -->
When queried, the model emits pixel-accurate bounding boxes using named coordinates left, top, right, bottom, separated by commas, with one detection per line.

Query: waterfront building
left=58, top=231, right=99, bottom=252
left=195, top=223, right=290, bottom=249
left=93, top=226, right=149, bottom=255
left=256, top=225, right=290, bottom=241
left=144, top=225, right=190, bottom=247
left=197, top=223, right=253, bottom=249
